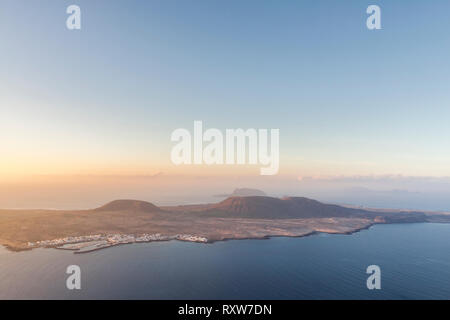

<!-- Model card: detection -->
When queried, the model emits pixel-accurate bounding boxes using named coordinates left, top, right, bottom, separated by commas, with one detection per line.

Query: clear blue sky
left=1, top=0, right=450, bottom=177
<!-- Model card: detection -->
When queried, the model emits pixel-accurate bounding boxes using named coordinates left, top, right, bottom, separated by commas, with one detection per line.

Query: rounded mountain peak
left=95, top=199, right=163, bottom=213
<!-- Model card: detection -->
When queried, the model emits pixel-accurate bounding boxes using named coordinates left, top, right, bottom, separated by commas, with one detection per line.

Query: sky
left=1, top=1, right=450, bottom=208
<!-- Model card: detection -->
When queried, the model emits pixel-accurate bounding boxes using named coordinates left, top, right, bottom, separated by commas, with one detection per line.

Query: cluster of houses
left=27, top=233, right=208, bottom=250
left=28, top=234, right=104, bottom=247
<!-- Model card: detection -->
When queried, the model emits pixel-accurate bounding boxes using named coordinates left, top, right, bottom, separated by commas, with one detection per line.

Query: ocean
left=1, top=223, right=450, bottom=299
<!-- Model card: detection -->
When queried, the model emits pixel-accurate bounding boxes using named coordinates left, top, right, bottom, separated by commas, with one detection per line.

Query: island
left=1, top=196, right=449, bottom=253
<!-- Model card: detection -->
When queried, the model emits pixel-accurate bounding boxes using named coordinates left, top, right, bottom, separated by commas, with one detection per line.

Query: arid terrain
left=1, top=196, right=449, bottom=252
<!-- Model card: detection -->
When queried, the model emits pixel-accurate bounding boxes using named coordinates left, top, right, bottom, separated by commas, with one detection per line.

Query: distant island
left=214, top=188, right=267, bottom=198
left=1, top=195, right=450, bottom=253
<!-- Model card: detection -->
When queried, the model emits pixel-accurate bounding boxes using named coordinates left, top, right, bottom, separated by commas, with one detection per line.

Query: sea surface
left=1, top=223, right=450, bottom=299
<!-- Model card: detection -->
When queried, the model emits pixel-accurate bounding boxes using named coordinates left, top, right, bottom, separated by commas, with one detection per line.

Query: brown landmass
left=0, top=196, right=449, bottom=251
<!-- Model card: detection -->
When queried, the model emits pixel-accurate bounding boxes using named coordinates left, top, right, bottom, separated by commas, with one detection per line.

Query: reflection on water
left=1, top=223, right=450, bottom=299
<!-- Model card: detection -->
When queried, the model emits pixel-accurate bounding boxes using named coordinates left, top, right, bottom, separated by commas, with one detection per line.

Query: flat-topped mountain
left=201, top=196, right=364, bottom=219
left=230, top=188, right=267, bottom=197
left=214, top=188, right=267, bottom=198
left=94, top=199, right=163, bottom=213
left=163, top=195, right=429, bottom=221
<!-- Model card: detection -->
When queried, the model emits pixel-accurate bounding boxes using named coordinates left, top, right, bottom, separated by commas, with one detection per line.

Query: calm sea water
left=1, top=223, right=450, bottom=299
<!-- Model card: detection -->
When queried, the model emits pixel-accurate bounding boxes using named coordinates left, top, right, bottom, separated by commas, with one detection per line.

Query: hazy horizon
left=2, top=173, right=450, bottom=212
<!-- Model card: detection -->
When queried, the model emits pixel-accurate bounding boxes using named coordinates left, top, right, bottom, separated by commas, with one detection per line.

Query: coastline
left=2, top=196, right=447, bottom=254
left=0, top=220, right=383, bottom=254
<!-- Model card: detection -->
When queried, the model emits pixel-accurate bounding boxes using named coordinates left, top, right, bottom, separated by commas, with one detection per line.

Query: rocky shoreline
left=21, top=222, right=377, bottom=254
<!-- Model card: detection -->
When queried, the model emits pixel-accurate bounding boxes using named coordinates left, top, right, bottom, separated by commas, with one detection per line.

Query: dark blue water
left=1, top=223, right=450, bottom=299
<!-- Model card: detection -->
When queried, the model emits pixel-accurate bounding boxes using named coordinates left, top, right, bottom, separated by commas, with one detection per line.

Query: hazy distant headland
left=1, top=192, right=450, bottom=253
left=213, top=188, right=267, bottom=198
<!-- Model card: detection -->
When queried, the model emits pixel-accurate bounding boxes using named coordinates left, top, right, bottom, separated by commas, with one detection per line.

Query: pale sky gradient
left=1, top=0, right=450, bottom=181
